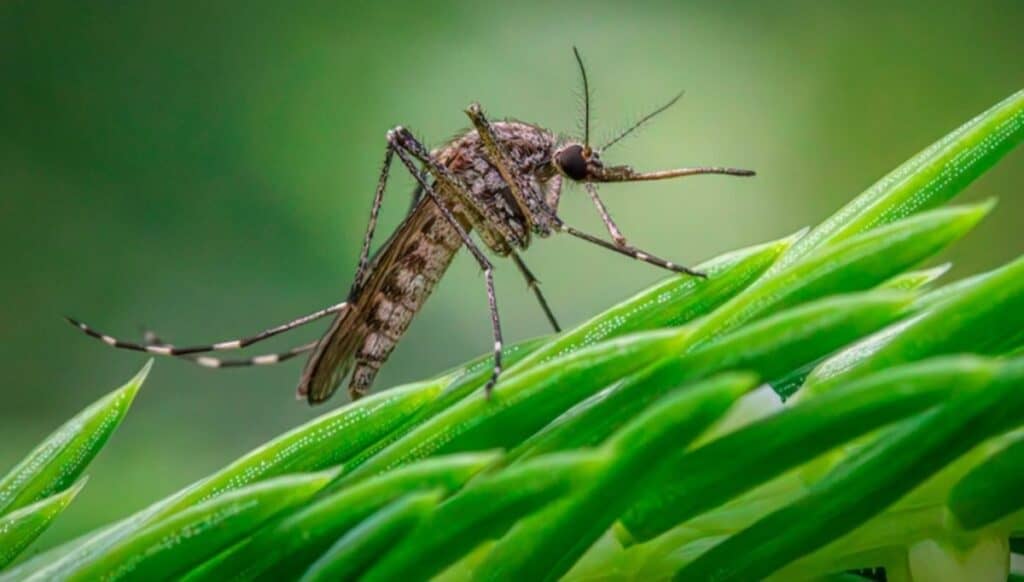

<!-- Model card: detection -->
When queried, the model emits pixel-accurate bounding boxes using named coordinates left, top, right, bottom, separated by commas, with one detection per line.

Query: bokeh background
left=2, top=0, right=1023, bottom=550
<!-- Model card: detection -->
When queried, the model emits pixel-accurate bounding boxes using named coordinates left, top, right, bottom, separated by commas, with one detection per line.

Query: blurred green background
left=2, top=0, right=1022, bottom=550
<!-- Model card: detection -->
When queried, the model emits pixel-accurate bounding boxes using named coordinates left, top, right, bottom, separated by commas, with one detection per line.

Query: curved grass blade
left=61, top=471, right=335, bottom=582
left=298, top=490, right=441, bottom=582
left=949, top=434, right=1024, bottom=530
left=361, top=451, right=608, bottom=582
left=480, top=373, right=756, bottom=582
left=674, top=357, right=1024, bottom=581
left=0, top=479, right=86, bottom=568
left=771, top=89, right=1024, bottom=272
left=803, top=252, right=1024, bottom=396
left=187, top=452, right=499, bottom=581
left=342, top=330, right=688, bottom=483
left=503, top=233, right=797, bottom=374
left=620, top=355, right=1000, bottom=543
left=509, top=291, right=914, bottom=463
left=879, top=263, right=950, bottom=291
left=2, top=380, right=440, bottom=581
left=0, top=362, right=148, bottom=517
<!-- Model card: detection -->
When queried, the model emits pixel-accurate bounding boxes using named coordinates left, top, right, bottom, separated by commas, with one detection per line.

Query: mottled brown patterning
left=68, top=48, right=755, bottom=405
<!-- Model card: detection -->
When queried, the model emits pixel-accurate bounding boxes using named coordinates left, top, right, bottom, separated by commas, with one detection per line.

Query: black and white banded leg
left=387, top=134, right=506, bottom=395
left=583, top=182, right=629, bottom=246
left=553, top=219, right=705, bottom=277
left=66, top=301, right=348, bottom=358
left=141, top=330, right=317, bottom=368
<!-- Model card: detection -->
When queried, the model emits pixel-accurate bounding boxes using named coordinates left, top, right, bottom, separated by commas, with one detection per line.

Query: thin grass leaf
left=360, top=451, right=608, bottom=582
left=879, top=263, right=951, bottom=291
left=0, top=362, right=148, bottom=518
left=503, top=233, right=798, bottom=374
left=675, top=357, right=1024, bottom=581
left=298, top=490, right=441, bottom=582
left=803, top=252, right=1024, bottom=396
left=0, top=479, right=86, bottom=568
left=509, top=290, right=914, bottom=462
left=619, top=356, right=1001, bottom=543
left=771, top=89, right=1024, bottom=272
left=480, top=373, right=756, bottom=582
left=341, top=330, right=688, bottom=483
left=949, top=434, right=1024, bottom=530
left=61, top=471, right=335, bottom=582
left=187, top=452, right=499, bottom=581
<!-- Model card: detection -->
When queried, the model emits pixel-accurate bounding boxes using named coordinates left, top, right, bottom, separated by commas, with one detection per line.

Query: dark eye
left=555, top=144, right=588, bottom=181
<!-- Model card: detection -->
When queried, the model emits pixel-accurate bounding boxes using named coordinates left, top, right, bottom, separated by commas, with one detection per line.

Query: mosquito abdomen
left=348, top=198, right=466, bottom=398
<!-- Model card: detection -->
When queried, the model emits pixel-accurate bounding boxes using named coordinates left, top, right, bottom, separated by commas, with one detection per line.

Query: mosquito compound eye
left=555, top=144, right=589, bottom=181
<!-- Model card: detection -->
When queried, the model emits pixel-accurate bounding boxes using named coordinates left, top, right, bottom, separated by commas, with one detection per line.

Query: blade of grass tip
left=341, top=329, right=688, bottom=484
left=298, top=490, right=442, bottom=582
left=0, top=361, right=148, bottom=517
left=693, top=201, right=991, bottom=344
left=3, top=377, right=447, bottom=581
left=879, top=263, right=951, bottom=291
left=769, top=263, right=952, bottom=399
left=502, top=232, right=799, bottom=377
left=480, top=373, right=757, bottom=582
left=508, top=290, right=915, bottom=463
left=802, top=250, right=1024, bottom=397
left=620, top=355, right=1000, bottom=544
left=949, top=434, right=1024, bottom=531
left=187, top=451, right=500, bottom=582
left=360, top=450, right=609, bottom=582
left=0, top=478, right=87, bottom=568
left=674, top=357, right=1024, bottom=581
left=58, top=470, right=336, bottom=582
left=771, top=89, right=1024, bottom=272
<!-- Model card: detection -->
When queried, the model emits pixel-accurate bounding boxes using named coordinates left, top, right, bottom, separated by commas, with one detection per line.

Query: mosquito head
left=552, top=142, right=604, bottom=181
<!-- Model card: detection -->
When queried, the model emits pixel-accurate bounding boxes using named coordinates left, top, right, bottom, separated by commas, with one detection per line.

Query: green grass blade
left=509, top=290, right=913, bottom=462
left=503, top=233, right=797, bottom=374
left=342, top=330, right=688, bottom=482
left=0, top=479, right=86, bottom=568
left=949, top=435, right=1024, bottom=530
left=298, top=490, right=441, bottom=582
left=61, top=471, right=335, bottom=582
left=803, top=252, right=1024, bottom=396
left=771, top=89, right=1024, bottom=272
left=188, top=452, right=499, bottom=581
left=879, top=263, right=951, bottom=291
left=619, top=356, right=1000, bottom=542
left=480, top=373, right=756, bottom=582
left=166, top=381, right=442, bottom=511
left=0, top=362, right=148, bottom=517
left=361, top=451, right=608, bottom=582
left=674, top=357, right=1024, bottom=581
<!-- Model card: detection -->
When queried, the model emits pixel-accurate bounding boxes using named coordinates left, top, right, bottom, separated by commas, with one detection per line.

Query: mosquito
left=67, top=48, right=754, bottom=405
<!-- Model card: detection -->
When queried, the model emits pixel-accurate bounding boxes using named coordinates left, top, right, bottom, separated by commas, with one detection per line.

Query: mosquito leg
left=544, top=174, right=564, bottom=214
left=389, top=139, right=505, bottom=396
left=350, top=146, right=396, bottom=292
left=464, top=103, right=536, bottom=224
left=142, top=330, right=317, bottom=368
left=583, top=182, right=629, bottom=246
left=555, top=220, right=705, bottom=278
left=511, top=252, right=561, bottom=332
left=66, top=301, right=348, bottom=357
left=388, top=126, right=516, bottom=250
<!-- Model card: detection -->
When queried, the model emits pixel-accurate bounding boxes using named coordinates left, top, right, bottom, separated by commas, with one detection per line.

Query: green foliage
left=1, top=89, right=1023, bottom=581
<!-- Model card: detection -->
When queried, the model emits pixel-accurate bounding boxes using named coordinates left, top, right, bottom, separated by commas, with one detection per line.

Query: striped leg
left=554, top=220, right=705, bottom=277
left=583, top=182, right=628, bottom=246
left=66, top=301, right=348, bottom=358
left=388, top=135, right=506, bottom=396
left=351, top=146, right=395, bottom=291
left=142, top=331, right=317, bottom=368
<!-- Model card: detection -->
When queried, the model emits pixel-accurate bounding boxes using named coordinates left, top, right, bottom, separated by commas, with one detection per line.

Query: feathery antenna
left=572, top=46, right=592, bottom=151
left=600, top=90, right=685, bottom=152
